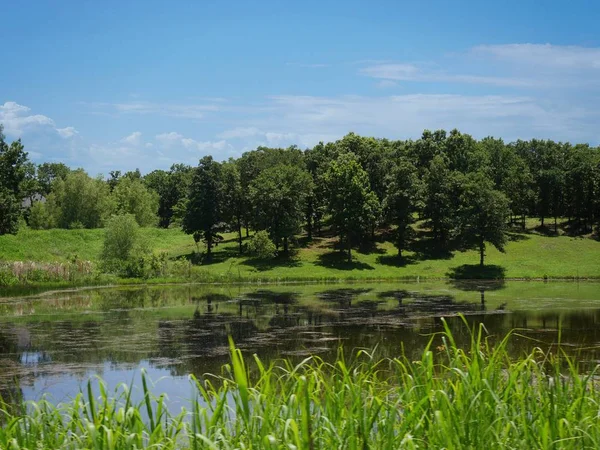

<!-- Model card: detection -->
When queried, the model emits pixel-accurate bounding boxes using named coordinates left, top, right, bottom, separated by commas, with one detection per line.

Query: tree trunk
left=347, top=235, right=352, bottom=262
left=283, top=236, right=289, bottom=255
left=398, top=247, right=402, bottom=258
left=245, top=225, right=250, bottom=238
left=541, top=216, right=545, bottom=227
left=237, top=222, right=243, bottom=254
left=554, top=216, right=558, bottom=233
left=479, top=240, right=485, bottom=267
left=521, top=214, right=526, bottom=230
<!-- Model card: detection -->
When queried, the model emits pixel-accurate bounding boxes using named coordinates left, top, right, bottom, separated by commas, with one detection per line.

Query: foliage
left=246, top=230, right=276, bottom=259
left=46, top=169, right=115, bottom=228
left=28, top=200, right=52, bottom=229
left=4, top=325, right=600, bottom=448
left=324, top=152, right=380, bottom=261
left=383, top=158, right=420, bottom=256
left=113, top=176, right=159, bottom=226
left=100, top=214, right=147, bottom=276
left=458, top=172, right=511, bottom=266
left=182, top=156, right=224, bottom=259
left=144, top=164, right=193, bottom=228
left=250, top=164, right=313, bottom=253
left=0, top=126, right=29, bottom=235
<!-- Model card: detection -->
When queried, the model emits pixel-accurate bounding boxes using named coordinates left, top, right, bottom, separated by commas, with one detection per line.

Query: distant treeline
left=1, top=125, right=599, bottom=264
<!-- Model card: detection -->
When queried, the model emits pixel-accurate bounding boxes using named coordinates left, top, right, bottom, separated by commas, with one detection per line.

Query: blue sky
left=2, top=0, right=600, bottom=174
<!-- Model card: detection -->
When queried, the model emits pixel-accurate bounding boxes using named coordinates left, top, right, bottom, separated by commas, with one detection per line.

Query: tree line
left=2, top=125, right=599, bottom=266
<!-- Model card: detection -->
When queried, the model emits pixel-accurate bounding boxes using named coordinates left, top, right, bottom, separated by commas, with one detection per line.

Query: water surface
left=1, top=281, right=599, bottom=408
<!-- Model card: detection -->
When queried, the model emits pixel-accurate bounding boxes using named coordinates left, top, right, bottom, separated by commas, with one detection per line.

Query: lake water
left=1, top=281, right=599, bottom=410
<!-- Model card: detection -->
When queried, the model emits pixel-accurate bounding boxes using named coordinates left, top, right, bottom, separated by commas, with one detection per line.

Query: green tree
left=144, top=164, right=193, bottom=228
left=324, top=153, right=380, bottom=262
left=28, top=201, right=52, bottom=229
left=383, top=158, right=420, bottom=257
left=250, top=164, right=313, bottom=254
left=423, top=155, right=460, bottom=248
left=221, top=161, right=245, bottom=254
left=458, top=172, right=510, bottom=266
left=37, top=162, right=70, bottom=195
left=182, top=156, right=223, bottom=260
left=45, top=169, right=115, bottom=228
left=112, top=177, right=159, bottom=226
left=0, top=127, right=29, bottom=235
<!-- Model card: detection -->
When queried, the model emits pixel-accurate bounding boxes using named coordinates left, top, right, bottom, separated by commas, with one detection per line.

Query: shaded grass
left=1, top=218, right=600, bottom=287
left=2, top=321, right=600, bottom=448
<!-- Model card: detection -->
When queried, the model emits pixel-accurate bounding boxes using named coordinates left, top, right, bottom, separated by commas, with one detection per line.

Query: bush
left=246, top=230, right=276, bottom=259
left=28, top=201, right=52, bottom=229
left=100, top=214, right=141, bottom=273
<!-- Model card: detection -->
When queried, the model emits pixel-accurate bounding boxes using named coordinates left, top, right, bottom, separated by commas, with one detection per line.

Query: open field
left=0, top=219, right=599, bottom=284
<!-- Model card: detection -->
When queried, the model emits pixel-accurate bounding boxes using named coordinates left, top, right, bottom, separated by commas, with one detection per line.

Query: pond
left=0, top=281, right=599, bottom=410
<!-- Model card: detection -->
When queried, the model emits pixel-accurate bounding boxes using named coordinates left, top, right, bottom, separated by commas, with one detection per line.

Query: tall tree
left=0, top=127, right=29, bottom=234
left=45, top=169, right=115, bottom=228
left=37, top=162, right=70, bottom=195
left=221, top=160, right=245, bottom=254
left=112, top=176, right=159, bottom=226
left=458, top=172, right=510, bottom=266
left=250, top=164, right=313, bottom=254
left=324, top=153, right=380, bottom=262
left=383, top=158, right=420, bottom=257
left=182, top=156, right=223, bottom=260
left=423, top=155, right=460, bottom=248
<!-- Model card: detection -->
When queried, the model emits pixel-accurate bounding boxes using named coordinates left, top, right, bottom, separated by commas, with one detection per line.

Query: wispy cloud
left=360, top=63, right=535, bottom=87
left=121, top=131, right=142, bottom=146
left=90, top=101, right=222, bottom=119
left=471, top=44, right=600, bottom=70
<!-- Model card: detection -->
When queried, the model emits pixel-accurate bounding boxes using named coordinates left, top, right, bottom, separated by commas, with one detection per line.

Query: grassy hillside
left=0, top=221, right=599, bottom=280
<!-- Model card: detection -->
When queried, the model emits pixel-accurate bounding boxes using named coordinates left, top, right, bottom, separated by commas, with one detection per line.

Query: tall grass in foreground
left=2, top=320, right=600, bottom=449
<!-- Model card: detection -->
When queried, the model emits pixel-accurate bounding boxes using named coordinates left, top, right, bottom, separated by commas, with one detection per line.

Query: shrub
left=100, top=214, right=141, bottom=273
left=246, top=230, right=276, bottom=259
left=28, top=201, right=52, bottom=229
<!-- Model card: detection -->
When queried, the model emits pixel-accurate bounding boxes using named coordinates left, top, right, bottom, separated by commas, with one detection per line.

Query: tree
left=423, top=155, right=461, bottom=248
left=250, top=164, right=313, bottom=254
left=144, top=164, right=193, bottom=228
left=182, top=156, right=223, bottom=260
left=458, top=172, right=510, bottom=266
left=112, top=177, right=159, bottom=226
left=0, top=127, right=29, bottom=235
left=221, top=161, right=245, bottom=254
left=324, top=153, right=380, bottom=262
left=37, top=162, right=70, bottom=195
left=45, top=169, right=115, bottom=228
left=28, top=201, right=52, bottom=230
left=383, top=158, right=420, bottom=257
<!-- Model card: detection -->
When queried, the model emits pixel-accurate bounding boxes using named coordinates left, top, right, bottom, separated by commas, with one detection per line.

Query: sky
left=2, top=0, right=600, bottom=174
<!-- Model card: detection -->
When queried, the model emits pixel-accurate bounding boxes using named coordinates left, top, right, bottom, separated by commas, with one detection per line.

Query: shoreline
left=2, top=274, right=600, bottom=300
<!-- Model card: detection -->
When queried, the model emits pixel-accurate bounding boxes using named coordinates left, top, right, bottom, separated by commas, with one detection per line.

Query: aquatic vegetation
left=1, top=321, right=600, bottom=449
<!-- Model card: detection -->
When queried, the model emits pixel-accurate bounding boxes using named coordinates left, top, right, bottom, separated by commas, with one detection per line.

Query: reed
left=1, top=319, right=599, bottom=449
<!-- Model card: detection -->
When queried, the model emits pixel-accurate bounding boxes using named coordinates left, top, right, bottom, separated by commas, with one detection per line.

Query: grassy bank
left=1, top=219, right=599, bottom=290
left=2, top=323, right=600, bottom=449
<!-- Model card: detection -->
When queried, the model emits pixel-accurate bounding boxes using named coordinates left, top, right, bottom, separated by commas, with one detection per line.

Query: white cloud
left=56, top=126, right=78, bottom=138
left=472, top=44, right=600, bottom=70
left=376, top=80, right=399, bottom=89
left=93, top=101, right=222, bottom=119
left=155, top=131, right=184, bottom=146
left=217, top=127, right=262, bottom=139
left=0, top=101, right=56, bottom=135
left=155, top=131, right=232, bottom=153
left=360, top=63, right=533, bottom=87
left=121, top=131, right=142, bottom=146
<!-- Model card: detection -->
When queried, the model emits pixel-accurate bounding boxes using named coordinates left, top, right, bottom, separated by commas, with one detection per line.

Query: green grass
left=1, top=219, right=599, bottom=285
left=2, top=322, right=600, bottom=449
